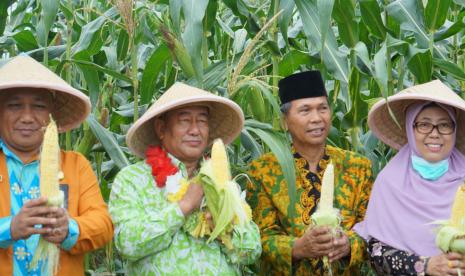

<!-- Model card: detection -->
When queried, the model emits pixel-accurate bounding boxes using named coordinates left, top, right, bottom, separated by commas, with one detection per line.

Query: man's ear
left=154, top=117, right=165, bottom=140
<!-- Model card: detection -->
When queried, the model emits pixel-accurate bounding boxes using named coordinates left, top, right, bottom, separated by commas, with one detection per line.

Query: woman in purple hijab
left=353, top=80, right=465, bottom=276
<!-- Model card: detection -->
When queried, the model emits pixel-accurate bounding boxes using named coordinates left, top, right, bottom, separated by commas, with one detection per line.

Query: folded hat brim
left=126, top=83, right=244, bottom=158
left=0, top=56, right=91, bottom=132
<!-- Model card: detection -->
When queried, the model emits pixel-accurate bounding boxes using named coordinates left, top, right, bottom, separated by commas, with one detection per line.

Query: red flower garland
left=145, top=146, right=178, bottom=188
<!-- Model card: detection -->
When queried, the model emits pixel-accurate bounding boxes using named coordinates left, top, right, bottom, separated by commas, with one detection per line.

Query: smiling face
left=154, top=105, right=210, bottom=164
left=413, top=105, right=455, bottom=162
left=0, top=89, right=53, bottom=160
left=284, top=96, right=331, bottom=148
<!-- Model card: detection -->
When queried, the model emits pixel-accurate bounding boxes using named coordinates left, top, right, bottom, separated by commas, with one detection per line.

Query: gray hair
left=280, top=102, right=292, bottom=115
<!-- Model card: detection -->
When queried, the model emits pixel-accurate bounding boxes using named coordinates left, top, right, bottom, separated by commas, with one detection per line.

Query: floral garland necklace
left=145, top=146, right=212, bottom=238
left=145, top=146, right=189, bottom=201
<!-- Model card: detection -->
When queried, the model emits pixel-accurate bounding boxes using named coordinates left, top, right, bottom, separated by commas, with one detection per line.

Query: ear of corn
left=39, top=116, right=62, bottom=203
left=310, top=162, right=340, bottom=275
left=319, top=162, right=334, bottom=211
left=436, top=184, right=465, bottom=254
left=211, top=138, right=231, bottom=187
left=311, top=162, right=340, bottom=227
left=195, top=139, right=251, bottom=249
left=450, top=185, right=465, bottom=229
left=30, top=116, right=64, bottom=275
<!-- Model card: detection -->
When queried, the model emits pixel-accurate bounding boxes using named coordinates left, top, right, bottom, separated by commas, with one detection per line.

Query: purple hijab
left=354, top=102, right=465, bottom=256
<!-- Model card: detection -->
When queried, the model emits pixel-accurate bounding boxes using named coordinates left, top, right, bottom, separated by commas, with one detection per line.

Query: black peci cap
left=278, top=71, right=327, bottom=104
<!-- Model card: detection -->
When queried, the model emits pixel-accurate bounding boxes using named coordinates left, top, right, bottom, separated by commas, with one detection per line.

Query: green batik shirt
left=246, top=145, right=374, bottom=275
left=109, top=158, right=261, bottom=276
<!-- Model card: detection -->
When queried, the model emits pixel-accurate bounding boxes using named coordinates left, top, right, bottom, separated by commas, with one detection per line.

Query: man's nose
left=188, top=121, right=201, bottom=135
left=308, top=110, right=323, bottom=123
left=19, top=106, right=35, bottom=123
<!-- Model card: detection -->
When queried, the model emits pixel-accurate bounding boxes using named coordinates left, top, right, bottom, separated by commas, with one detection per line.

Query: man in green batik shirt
left=246, top=71, right=374, bottom=275
left=109, top=83, right=261, bottom=275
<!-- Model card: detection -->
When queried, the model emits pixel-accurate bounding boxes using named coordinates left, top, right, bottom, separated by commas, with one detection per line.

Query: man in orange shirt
left=0, top=56, right=113, bottom=275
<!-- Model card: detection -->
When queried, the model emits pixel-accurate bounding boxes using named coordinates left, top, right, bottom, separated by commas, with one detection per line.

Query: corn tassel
left=30, top=116, right=64, bottom=275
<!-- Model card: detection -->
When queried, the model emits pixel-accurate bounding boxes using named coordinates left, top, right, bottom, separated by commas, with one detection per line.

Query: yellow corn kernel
left=30, top=116, right=63, bottom=275
left=450, top=185, right=465, bottom=229
left=211, top=139, right=231, bottom=187
left=39, top=116, right=62, bottom=203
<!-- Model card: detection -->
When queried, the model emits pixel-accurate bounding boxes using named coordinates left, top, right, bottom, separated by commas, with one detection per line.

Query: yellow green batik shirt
left=246, top=145, right=374, bottom=275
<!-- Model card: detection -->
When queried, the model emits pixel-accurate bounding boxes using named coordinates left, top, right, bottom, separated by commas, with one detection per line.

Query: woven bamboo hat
left=0, top=55, right=91, bottom=132
left=126, top=82, right=245, bottom=158
left=368, top=79, right=465, bottom=155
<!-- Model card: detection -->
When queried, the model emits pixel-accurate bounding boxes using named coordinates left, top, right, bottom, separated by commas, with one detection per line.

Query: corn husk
left=436, top=184, right=465, bottom=254
left=311, top=162, right=340, bottom=227
left=197, top=139, right=251, bottom=249
left=311, top=162, right=340, bottom=275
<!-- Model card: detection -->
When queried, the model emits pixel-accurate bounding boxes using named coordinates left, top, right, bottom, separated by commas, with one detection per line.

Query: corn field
left=1, top=0, right=465, bottom=274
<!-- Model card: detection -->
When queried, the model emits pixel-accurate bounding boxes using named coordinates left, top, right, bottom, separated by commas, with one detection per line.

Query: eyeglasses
left=413, top=121, right=455, bottom=135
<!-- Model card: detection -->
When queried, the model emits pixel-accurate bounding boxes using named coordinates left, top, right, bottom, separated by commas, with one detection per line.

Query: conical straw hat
left=0, top=55, right=91, bottom=132
left=127, top=82, right=245, bottom=158
left=368, top=80, right=465, bottom=155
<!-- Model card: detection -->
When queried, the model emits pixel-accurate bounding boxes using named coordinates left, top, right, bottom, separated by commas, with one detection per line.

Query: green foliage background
left=1, top=0, right=465, bottom=273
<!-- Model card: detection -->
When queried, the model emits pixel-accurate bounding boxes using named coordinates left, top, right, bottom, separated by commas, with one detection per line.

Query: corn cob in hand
left=197, top=139, right=252, bottom=249
left=30, top=116, right=64, bottom=275
left=310, top=162, right=340, bottom=275
left=436, top=184, right=465, bottom=254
